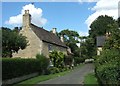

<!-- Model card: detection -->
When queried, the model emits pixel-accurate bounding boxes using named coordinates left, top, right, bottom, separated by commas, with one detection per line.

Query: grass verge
left=84, top=73, right=99, bottom=86
left=14, top=64, right=84, bottom=86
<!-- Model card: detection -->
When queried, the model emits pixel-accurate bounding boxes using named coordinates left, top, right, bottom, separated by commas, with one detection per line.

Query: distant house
left=96, top=32, right=111, bottom=55
left=13, top=10, right=67, bottom=58
left=96, top=36, right=106, bottom=55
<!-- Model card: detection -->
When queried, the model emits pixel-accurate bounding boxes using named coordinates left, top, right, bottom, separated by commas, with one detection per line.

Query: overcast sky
left=2, top=0, right=119, bottom=36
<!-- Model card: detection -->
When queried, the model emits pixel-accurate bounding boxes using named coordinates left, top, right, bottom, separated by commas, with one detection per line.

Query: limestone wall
left=97, top=47, right=102, bottom=55
left=42, top=42, right=67, bottom=58
left=12, top=27, right=42, bottom=58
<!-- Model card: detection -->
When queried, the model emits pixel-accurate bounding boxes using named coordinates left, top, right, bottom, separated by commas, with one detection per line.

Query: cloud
left=5, top=4, right=47, bottom=27
left=85, top=0, right=119, bottom=30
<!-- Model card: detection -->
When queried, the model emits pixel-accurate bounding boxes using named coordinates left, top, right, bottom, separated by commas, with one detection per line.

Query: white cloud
left=5, top=4, right=47, bottom=27
left=85, top=0, right=119, bottom=30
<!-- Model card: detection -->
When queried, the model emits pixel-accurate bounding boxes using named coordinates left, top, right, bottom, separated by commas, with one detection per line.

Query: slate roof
left=30, top=23, right=67, bottom=48
left=96, top=36, right=106, bottom=47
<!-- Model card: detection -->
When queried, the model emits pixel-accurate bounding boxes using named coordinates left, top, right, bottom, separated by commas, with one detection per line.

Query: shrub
left=2, top=58, right=40, bottom=80
left=46, top=67, right=60, bottom=74
left=74, top=57, right=85, bottom=65
left=64, top=55, right=73, bottom=66
left=95, top=49, right=120, bottom=85
left=36, top=54, right=49, bottom=74
left=49, top=50, right=65, bottom=68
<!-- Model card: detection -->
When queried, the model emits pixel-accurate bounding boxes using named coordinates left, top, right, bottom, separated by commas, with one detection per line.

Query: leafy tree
left=80, top=37, right=96, bottom=58
left=59, top=29, right=80, bottom=56
left=2, top=27, right=28, bottom=57
left=85, top=15, right=117, bottom=58
left=104, top=22, right=120, bottom=50
left=89, top=15, right=116, bottom=39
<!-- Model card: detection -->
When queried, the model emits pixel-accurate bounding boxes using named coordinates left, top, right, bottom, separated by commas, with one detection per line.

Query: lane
left=38, top=63, right=94, bottom=84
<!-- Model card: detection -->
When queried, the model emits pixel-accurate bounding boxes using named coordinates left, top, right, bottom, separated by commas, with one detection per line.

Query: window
left=48, top=44, right=52, bottom=51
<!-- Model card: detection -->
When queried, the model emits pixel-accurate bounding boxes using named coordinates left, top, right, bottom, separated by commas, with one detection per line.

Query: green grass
left=14, top=71, right=70, bottom=86
left=14, top=64, right=84, bottom=86
left=84, top=73, right=99, bottom=86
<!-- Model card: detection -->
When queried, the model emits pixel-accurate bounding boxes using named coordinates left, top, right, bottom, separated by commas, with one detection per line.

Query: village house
left=96, top=32, right=110, bottom=55
left=13, top=10, right=67, bottom=58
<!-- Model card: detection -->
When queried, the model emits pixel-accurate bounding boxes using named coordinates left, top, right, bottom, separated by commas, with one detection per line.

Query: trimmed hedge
left=95, top=49, right=120, bottom=85
left=2, top=57, right=49, bottom=80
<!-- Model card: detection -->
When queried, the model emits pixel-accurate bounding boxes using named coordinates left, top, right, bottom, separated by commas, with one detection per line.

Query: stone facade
left=13, top=10, right=67, bottom=58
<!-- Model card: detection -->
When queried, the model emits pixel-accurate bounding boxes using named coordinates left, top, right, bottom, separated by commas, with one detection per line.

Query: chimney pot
left=52, top=28, right=57, bottom=35
left=60, top=35, right=64, bottom=42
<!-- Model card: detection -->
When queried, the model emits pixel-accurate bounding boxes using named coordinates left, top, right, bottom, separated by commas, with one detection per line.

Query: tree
left=59, top=29, right=80, bottom=56
left=2, top=27, right=28, bottom=57
left=85, top=15, right=117, bottom=57
left=104, top=23, right=120, bottom=50
left=89, top=15, right=116, bottom=39
left=80, top=37, right=96, bottom=58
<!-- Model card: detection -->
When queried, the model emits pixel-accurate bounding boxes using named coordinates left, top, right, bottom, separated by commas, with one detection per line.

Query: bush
left=46, top=67, right=60, bottom=74
left=2, top=58, right=41, bottom=80
left=64, top=55, right=73, bottom=66
left=2, top=54, right=49, bottom=80
left=49, top=50, right=65, bottom=68
left=36, top=54, right=49, bottom=74
left=74, top=57, right=85, bottom=65
left=95, top=49, right=120, bottom=85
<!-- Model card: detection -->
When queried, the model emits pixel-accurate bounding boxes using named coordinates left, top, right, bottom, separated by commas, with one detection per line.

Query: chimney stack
left=23, top=10, right=31, bottom=28
left=60, top=35, right=64, bottom=42
left=52, top=28, right=57, bottom=35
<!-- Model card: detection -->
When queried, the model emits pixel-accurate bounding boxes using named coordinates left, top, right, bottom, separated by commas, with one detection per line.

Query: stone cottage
left=96, top=32, right=110, bottom=55
left=13, top=10, right=67, bottom=58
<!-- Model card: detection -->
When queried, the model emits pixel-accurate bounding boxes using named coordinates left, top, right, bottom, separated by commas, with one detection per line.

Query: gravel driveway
left=38, top=63, right=94, bottom=84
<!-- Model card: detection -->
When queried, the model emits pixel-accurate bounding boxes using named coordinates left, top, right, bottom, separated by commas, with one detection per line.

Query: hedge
left=95, top=49, right=120, bottom=85
left=74, top=57, right=85, bottom=64
left=2, top=57, right=49, bottom=80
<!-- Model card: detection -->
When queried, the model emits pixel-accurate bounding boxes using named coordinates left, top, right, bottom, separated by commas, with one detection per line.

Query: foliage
left=74, top=57, right=85, bottom=65
left=59, top=29, right=80, bottom=56
left=95, top=49, right=120, bottom=85
left=91, top=15, right=120, bottom=85
left=59, top=29, right=79, bottom=45
left=46, top=67, right=60, bottom=74
left=2, top=27, right=28, bottom=57
left=104, top=25, right=120, bottom=50
left=89, top=15, right=116, bottom=39
left=49, top=50, right=65, bottom=68
left=2, top=58, right=41, bottom=80
left=80, top=37, right=96, bottom=58
left=36, top=54, right=49, bottom=74
left=64, top=55, right=73, bottom=66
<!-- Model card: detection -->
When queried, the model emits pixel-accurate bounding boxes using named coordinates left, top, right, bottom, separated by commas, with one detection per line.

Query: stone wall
left=12, top=27, right=42, bottom=58
left=42, top=42, right=67, bottom=58
left=97, top=47, right=102, bottom=55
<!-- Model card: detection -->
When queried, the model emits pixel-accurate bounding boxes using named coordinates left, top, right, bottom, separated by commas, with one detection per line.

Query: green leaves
left=90, top=15, right=116, bottom=38
left=2, top=27, right=28, bottom=57
left=95, top=49, right=120, bottom=85
left=49, top=50, right=65, bottom=68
